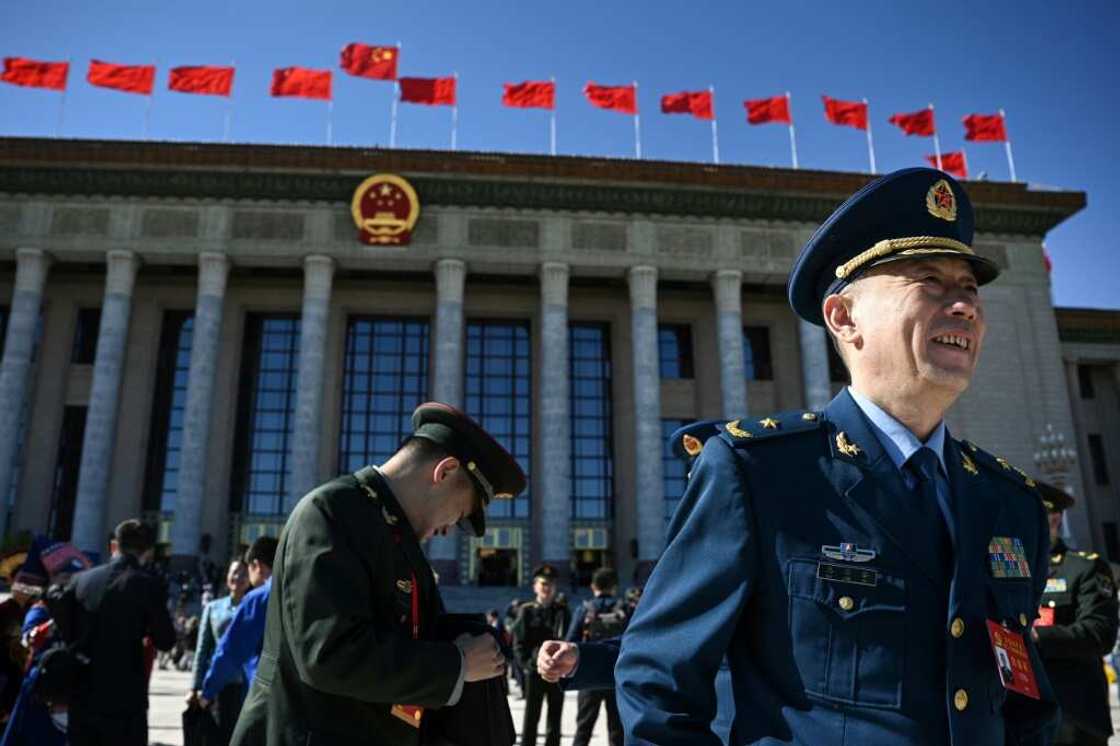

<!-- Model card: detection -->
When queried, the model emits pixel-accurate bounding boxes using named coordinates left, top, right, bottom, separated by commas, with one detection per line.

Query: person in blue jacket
left=199, top=537, right=277, bottom=711
left=615, top=168, right=1060, bottom=745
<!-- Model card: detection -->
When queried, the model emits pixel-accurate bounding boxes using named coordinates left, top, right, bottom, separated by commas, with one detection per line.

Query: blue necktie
left=906, top=447, right=952, bottom=575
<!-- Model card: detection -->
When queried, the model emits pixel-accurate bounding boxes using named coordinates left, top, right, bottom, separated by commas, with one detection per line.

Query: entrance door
left=573, top=549, right=607, bottom=589
left=476, top=548, right=519, bottom=586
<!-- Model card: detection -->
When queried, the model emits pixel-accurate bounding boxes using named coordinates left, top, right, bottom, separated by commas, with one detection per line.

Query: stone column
left=799, top=319, right=833, bottom=411
left=428, top=258, right=466, bottom=580
left=712, top=269, right=747, bottom=419
left=71, top=250, right=140, bottom=556
left=170, top=252, right=229, bottom=565
left=539, top=262, right=571, bottom=578
left=0, top=248, right=50, bottom=535
left=629, top=265, right=663, bottom=578
left=286, top=255, right=334, bottom=512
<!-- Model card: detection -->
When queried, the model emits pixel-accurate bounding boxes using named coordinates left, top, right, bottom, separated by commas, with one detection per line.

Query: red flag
left=660, top=90, right=713, bottom=120
left=399, top=76, right=457, bottom=106
left=744, top=95, right=791, bottom=125
left=87, top=60, right=155, bottom=95
left=963, top=113, right=1007, bottom=142
left=926, top=151, right=968, bottom=179
left=822, top=95, right=868, bottom=130
left=1, top=57, right=69, bottom=91
left=270, top=67, right=332, bottom=100
left=583, top=82, right=637, bottom=114
left=168, top=65, right=234, bottom=96
left=502, top=80, right=555, bottom=110
left=340, top=43, right=398, bottom=81
left=888, top=108, right=935, bottom=136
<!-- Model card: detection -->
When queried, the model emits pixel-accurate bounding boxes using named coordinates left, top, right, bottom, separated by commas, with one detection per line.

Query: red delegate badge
left=1035, top=607, right=1055, bottom=627
left=986, top=620, right=1040, bottom=699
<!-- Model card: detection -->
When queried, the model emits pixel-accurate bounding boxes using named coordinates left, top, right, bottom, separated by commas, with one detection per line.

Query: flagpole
left=144, top=89, right=153, bottom=140
left=56, top=58, right=70, bottom=138
left=709, top=85, right=719, bottom=164
left=633, top=81, right=641, bottom=159
left=1000, top=108, right=1017, bottom=182
left=549, top=76, right=557, bottom=156
left=224, top=59, right=235, bottom=143
left=450, top=71, right=459, bottom=151
left=787, top=91, right=798, bottom=169
left=327, top=100, right=334, bottom=145
left=390, top=40, right=402, bottom=148
left=930, top=103, right=942, bottom=171
left=863, top=97, right=876, bottom=174
left=962, top=148, right=970, bottom=179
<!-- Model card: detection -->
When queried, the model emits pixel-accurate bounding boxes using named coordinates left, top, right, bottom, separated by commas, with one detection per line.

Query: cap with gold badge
left=1035, top=480, right=1075, bottom=514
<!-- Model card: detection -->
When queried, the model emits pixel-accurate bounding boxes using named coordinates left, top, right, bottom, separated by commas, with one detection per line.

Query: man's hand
left=197, top=695, right=211, bottom=709
left=455, top=633, right=505, bottom=682
left=184, top=689, right=200, bottom=706
left=537, top=640, right=579, bottom=683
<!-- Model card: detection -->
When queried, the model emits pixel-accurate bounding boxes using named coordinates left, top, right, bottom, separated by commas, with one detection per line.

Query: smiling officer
left=615, top=168, right=1059, bottom=745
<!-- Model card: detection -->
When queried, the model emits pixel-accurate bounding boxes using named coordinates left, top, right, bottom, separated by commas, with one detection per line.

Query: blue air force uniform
left=615, top=168, right=1058, bottom=745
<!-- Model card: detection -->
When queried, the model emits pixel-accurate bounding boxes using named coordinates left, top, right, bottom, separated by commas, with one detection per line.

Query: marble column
left=799, top=319, right=833, bottom=411
left=170, top=252, right=229, bottom=564
left=539, top=262, right=571, bottom=577
left=0, top=248, right=50, bottom=536
left=712, top=269, right=747, bottom=419
left=286, top=255, right=334, bottom=512
left=428, top=258, right=466, bottom=580
left=630, top=265, right=663, bottom=578
left=71, top=250, right=140, bottom=555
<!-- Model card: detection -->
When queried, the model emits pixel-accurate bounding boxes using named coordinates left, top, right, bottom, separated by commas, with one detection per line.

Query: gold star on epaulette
left=1011, top=466, right=1037, bottom=487
left=995, top=456, right=1012, bottom=470
left=759, top=417, right=779, bottom=430
left=725, top=420, right=751, bottom=439
left=962, top=454, right=978, bottom=476
left=381, top=505, right=399, bottom=526
left=836, top=431, right=861, bottom=458
left=801, top=412, right=817, bottom=421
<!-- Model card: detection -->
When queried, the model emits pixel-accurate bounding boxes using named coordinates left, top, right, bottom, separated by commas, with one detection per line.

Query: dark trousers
left=572, top=688, right=623, bottom=746
left=215, top=682, right=245, bottom=746
left=69, top=710, right=148, bottom=746
left=520, top=672, right=563, bottom=746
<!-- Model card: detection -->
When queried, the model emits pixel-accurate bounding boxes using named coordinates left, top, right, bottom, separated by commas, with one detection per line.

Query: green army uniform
left=1034, top=482, right=1119, bottom=746
left=512, top=566, right=571, bottom=746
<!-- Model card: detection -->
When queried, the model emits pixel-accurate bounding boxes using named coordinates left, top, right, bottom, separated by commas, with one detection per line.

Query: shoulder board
left=1075, top=550, right=1102, bottom=561
left=719, top=410, right=824, bottom=447
left=960, top=440, right=1040, bottom=494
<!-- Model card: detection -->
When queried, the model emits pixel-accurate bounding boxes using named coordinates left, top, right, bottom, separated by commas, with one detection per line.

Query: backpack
left=581, top=597, right=628, bottom=641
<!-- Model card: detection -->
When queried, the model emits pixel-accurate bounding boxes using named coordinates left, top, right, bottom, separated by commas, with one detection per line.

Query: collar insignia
left=836, top=431, right=862, bottom=458
left=961, top=453, right=979, bottom=476
left=821, top=542, right=877, bottom=563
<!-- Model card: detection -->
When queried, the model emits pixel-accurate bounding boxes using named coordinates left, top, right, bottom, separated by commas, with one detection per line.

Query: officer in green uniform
left=1033, top=481, right=1119, bottom=746
left=512, top=564, right=571, bottom=746
left=230, top=402, right=525, bottom=746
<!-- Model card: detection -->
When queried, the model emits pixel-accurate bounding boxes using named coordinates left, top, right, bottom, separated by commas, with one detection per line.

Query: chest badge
left=821, top=542, right=877, bottom=563
left=396, top=579, right=413, bottom=594
left=988, top=536, right=1031, bottom=578
left=1044, top=577, right=1067, bottom=593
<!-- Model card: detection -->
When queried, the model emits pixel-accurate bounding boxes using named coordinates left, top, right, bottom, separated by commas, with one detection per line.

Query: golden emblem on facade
left=351, top=173, right=421, bottom=245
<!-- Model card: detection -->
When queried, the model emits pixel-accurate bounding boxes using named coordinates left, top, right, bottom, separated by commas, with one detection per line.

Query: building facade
left=0, top=137, right=1088, bottom=585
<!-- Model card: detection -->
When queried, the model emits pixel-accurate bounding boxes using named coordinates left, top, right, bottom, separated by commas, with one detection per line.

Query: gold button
left=838, top=596, right=854, bottom=611
left=950, top=618, right=965, bottom=638
left=1019, top=613, right=1028, bottom=627
left=1048, top=600, right=1056, bottom=608
left=954, top=689, right=968, bottom=711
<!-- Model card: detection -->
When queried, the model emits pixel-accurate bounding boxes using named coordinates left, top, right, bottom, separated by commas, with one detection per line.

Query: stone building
left=0, top=137, right=1089, bottom=585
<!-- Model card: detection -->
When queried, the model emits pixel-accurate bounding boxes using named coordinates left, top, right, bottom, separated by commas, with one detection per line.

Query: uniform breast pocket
left=988, top=580, right=1035, bottom=629
left=786, top=557, right=907, bottom=709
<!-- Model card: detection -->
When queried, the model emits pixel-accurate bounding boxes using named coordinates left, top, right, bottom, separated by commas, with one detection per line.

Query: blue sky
left=3, top=0, right=1117, bottom=309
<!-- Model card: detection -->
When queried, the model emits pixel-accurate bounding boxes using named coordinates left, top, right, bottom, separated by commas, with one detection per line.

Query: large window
left=662, top=418, right=693, bottom=527
left=466, top=321, right=531, bottom=519
left=1088, top=434, right=1111, bottom=486
left=231, top=315, right=300, bottom=517
left=1077, top=365, right=1095, bottom=400
left=71, top=308, right=101, bottom=364
left=658, top=324, right=694, bottom=379
left=743, top=326, right=774, bottom=380
left=338, top=317, right=430, bottom=473
left=49, top=406, right=87, bottom=540
left=570, top=324, right=613, bottom=519
left=142, top=312, right=193, bottom=513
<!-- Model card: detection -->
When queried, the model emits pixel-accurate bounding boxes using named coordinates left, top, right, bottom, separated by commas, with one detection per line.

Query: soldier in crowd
left=564, top=567, right=627, bottom=746
left=511, top=564, right=570, bottom=746
left=231, top=402, right=521, bottom=746
left=616, top=168, right=1060, bottom=744
left=1033, top=481, right=1119, bottom=745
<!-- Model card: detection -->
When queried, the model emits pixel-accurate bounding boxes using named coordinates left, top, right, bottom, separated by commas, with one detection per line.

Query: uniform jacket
left=230, top=467, right=462, bottom=746
left=191, top=593, right=243, bottom=692
left=616, top=390, right=1058, bottom=746
left=512, top=600, right=570, bottom=675
left=59, top=554, right=176, bottom=715
left=201, top=579, right=270, bottom=700
left=1035, top=540, right=1119, bottom=738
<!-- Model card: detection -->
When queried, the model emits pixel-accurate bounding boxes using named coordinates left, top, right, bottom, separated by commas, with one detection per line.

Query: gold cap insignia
left=681, top=433, right=703, bottom=457
left=926, top=179, right=957, bottom=222
left=836, top=431, right=862, bottom=458
left=725, top=420, right=751, bottom=439
left=759, top=417, right=779, bottom=430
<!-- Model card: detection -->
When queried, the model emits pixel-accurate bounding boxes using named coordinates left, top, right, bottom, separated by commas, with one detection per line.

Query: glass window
left=743, top=326, right=773, bottom=381
left=570, top=324, right=613, bottom=519
left=338, top=317, right=430, bottom=473
left=71, top=308, right=101, bottom=364
left=231, top=315, right=300, bottom=517
left=1077, top=365, right=1095, bottom=400
left=142, top=312, right=193, bottom=514
left=1089, top=434, right=1111, bottom=486
left=662, top=418, right=693, bottom=526
left=658, top=324, right=693, bottom=379
left=466, top=321, right=531, bottom=519
left=48, top=406, right=87, bottom=540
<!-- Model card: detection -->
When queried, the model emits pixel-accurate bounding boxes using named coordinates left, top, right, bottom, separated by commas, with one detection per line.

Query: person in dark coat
left=1032, top=481, right=1119, bottom=745
left=230, top=402, right=524, bottom=746
left=511, top=564, right=570, bottom=746
left=55, top=519, right=176, bottom=746
left=564, top=567, right=625, bottom=746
